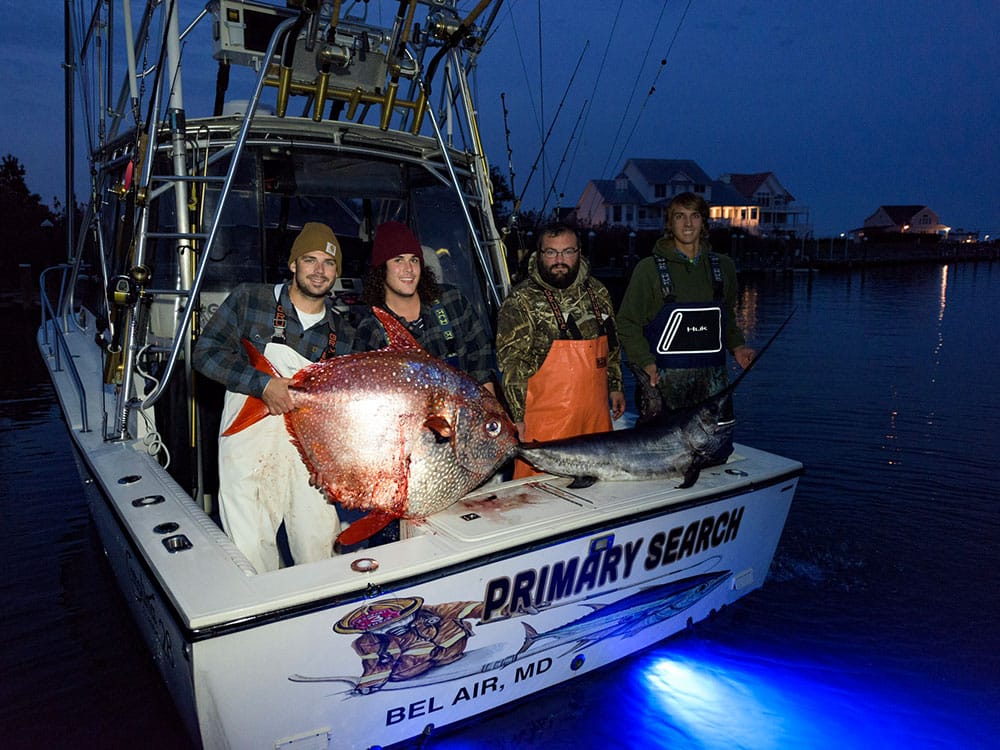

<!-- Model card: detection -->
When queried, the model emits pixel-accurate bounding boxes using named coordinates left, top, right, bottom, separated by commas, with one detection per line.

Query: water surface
left=4, top=263, right=999, bottom=749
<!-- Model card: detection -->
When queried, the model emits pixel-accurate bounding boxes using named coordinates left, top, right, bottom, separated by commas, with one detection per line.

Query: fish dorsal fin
left=373, top=306, right=426, bottom=353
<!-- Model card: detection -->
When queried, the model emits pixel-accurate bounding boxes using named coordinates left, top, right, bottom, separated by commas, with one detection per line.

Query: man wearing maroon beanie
left=357, top=221, right=496, bottom=394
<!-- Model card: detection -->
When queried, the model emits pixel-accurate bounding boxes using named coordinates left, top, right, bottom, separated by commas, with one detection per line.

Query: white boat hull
left=41, top=312, right=800, bottom=749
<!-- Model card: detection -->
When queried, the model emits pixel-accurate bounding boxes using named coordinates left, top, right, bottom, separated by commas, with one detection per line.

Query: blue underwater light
left=632, top=640, right=984, bottom=750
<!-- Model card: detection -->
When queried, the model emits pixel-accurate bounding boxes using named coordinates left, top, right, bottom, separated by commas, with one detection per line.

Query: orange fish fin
left=241, top=338, right=280, bottom=377
left=221, top=339, right=280, bottom=436
left=424, top=415, right=454, bottom=442
left=221, top=397, right=270, bottom=436
left=372, top=306, right=425, bottom=353
left=336, top=511, right=399, bottom=547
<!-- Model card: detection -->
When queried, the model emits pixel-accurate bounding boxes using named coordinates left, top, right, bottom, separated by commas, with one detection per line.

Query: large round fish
left=223, top=307, right=518, bottom=546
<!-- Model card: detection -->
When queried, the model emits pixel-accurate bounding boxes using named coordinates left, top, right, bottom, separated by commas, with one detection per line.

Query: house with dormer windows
left=717, top=172, right=811, bottom=238
left=574, top=159, right=810, bottom=238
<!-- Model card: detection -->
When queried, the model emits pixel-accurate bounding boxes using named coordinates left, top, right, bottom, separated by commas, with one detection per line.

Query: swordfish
left=518, top=312, right=793, bottom=488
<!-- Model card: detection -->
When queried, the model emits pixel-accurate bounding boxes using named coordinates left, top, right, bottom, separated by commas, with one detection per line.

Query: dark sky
left=3, top=1, right=998, bottom=238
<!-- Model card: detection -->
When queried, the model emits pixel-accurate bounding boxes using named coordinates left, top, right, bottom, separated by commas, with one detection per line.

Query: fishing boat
left=37, top=2, right=802, bottom=747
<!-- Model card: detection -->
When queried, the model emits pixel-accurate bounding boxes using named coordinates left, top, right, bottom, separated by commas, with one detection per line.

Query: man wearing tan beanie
left=193, top=222, right=357, bottom=573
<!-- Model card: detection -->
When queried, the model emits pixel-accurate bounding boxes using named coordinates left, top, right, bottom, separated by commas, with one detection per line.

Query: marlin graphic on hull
left=517, top=570, right=732, bottom=659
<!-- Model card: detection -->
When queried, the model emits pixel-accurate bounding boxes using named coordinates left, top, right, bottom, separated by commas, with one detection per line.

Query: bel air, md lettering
left=387, top=662, right=552, bottom=727
left=483, top=507, right=744, bottom=621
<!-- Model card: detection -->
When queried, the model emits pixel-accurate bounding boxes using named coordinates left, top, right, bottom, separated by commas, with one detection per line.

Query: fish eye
left=485, top=419, right=502, bottom=437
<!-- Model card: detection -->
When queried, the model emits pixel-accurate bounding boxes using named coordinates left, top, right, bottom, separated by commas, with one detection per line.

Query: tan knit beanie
left=288, top=222, right=342, bottom=276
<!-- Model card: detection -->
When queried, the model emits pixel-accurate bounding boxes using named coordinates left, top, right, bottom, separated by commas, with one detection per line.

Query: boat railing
left=134, top=8, right=507, bottom=410
left=127, top=14, right=298, bottom=418
left=38, top=264, right=90, bottom=433
left=91, top=2, right=508, bottom=440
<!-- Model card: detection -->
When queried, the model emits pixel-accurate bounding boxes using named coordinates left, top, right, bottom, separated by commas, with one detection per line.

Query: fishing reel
left=109, top=265, right=149, bottom=308
left=103, top=265, right=152, bottom=385
left=110, top=274, right=137, bottom=308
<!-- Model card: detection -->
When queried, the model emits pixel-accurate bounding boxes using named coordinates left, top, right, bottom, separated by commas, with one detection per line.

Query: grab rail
left=38, top=264, right=89, bottom=433
left=136, top=15, right=298, bottom=412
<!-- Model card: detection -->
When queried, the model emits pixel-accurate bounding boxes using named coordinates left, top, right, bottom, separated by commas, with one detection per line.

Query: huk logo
left=686, top=325, right=708, bottom=333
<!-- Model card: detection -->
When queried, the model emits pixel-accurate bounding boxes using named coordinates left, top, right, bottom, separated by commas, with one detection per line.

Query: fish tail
left=220, top=339, right=280, bottom=437
left=241, top=338, right=281, bottom=378
left=335, top=511, right=400, bottom=547
left=221, top=397, right=270, bottom=436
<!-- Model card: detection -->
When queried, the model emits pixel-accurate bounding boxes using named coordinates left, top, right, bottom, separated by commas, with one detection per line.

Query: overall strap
left=656, top=253, right=724, bottom=301
left=541, top=288, right=574, bottom=338
left=429, top=299, right=458, bottom=359
left=319, top=326, right=338, bottom=360
left=708, top=252, right=724, bottom=301
left=654, top=255, right=674, bottom=302
left=272, top=302, right=287, bottom=343
left=275, top=297, right=339, bottom=360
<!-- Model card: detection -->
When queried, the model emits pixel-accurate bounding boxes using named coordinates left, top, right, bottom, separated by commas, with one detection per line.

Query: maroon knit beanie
left=371, top=221, right=423, bottom=267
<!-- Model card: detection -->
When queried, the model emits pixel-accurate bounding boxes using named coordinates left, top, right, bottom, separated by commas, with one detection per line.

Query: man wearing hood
left=617, top=192, right=755, bottom=416
left=496, top=221, right=626, bottom=478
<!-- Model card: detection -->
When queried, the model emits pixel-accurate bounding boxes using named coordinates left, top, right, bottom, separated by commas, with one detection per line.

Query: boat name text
left=482, top=506, right=744, bottom=621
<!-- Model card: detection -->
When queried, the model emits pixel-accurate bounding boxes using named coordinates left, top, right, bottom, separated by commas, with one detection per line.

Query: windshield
left=148, top=145, right=493, bottom=331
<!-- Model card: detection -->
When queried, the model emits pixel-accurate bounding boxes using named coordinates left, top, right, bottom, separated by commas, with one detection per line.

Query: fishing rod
left=514, top=40, right=589, bottom=209
left=500, top=91, right=519, bottom=218
left=539, top=98, right=587, bottom=218
left=606, top=0, right=694, bottom=174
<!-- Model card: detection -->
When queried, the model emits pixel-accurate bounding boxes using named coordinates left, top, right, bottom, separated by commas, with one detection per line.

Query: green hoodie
left=616, top=237, right=745, bottom=371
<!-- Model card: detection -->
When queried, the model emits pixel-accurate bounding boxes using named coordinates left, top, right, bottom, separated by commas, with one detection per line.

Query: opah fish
left=224, top=307, right=518, bottom=546
left=518, top=312, right=792, bottom=488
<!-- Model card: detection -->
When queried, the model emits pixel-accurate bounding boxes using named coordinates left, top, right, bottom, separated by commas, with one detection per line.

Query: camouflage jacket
left=496, top=254, right=623, bottom=422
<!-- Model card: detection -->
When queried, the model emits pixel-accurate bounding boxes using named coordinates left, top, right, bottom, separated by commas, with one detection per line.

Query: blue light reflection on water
left=634, top=642, right=974, bottom=750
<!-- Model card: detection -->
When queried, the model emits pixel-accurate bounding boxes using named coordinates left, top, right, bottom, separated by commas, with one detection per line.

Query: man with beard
left=194, top=222, right=358, bottom=572
left=496, top=221, right=625, bottom=478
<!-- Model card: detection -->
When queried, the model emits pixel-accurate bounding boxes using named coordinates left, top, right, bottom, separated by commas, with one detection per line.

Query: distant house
left=575, top=158, right=715, bottom=231
left=860, top=205, right=949, bottom=237
left=574, top=159, right=810, bottom=238
left=717, top=172, right=811, bottom=239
